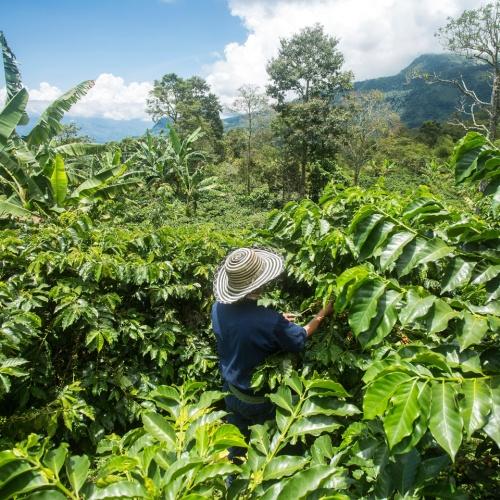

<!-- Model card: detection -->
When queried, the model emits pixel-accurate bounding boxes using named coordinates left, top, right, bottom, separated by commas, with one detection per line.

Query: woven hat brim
left=214, top=249, right=284, bottom=304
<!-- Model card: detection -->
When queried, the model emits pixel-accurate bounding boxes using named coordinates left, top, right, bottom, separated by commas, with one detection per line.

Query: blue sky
left=2, top=0, right=246, bottom=88
left=1, top=0, right=480, bottom=120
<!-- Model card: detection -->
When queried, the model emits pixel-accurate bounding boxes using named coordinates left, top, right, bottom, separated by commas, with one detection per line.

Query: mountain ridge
left=354, top=53, right=490, bottom=127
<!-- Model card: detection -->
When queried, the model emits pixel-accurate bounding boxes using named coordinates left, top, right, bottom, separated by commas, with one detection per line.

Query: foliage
left=338, top=90, right=399, bottom=184
left=266, top=24, right=352, bottom=197
left=0, top=216, right=247, bottom=451
left=271, top=98, right=345, bottom=197
left=146, top=73, right=224, bottom=160
left=166, top=127, right=221, bottom=215
left=231, top=85, right=269, bottom=194
left=0, top=33, right=136, bottom=220
left=0, top=383, right=245, bottom=499
left=251, top=136, right=499, bottom=495
left=266, top=23, right=352, bottom=107
left=450, top=131, right=500, bottom=216
left=1, top=20, right=499, bottom=498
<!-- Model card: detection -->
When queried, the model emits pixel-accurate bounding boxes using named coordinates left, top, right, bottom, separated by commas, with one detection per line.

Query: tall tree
left=231, top=85, right=268, bottom=194
left=146, top=74, right=224, bottom=159
left=435, top=1, right=500, bottom=139
left=338, top=91, right=399, bottom=185
left=266, top=24, right=352, bottom=196
left=267, top=24, right=352, bottom=107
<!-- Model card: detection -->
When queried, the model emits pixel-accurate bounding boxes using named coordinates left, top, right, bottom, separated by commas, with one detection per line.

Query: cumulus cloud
left=71, top=74, right=153, bottom=120
left=206, top=0, right=480, bottom=106
left=1, top=74, right=153, bottom=121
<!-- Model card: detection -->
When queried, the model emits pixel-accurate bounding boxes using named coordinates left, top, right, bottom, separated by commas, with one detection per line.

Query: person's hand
left=323, top=301, right=333, bottom=316
left=317, top=301, right=333, bottom=319
left=283, top=312, right=297, bottom=322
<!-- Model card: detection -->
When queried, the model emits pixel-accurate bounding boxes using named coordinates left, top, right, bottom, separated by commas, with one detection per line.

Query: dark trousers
left=223, top=383, right=275, bottom=461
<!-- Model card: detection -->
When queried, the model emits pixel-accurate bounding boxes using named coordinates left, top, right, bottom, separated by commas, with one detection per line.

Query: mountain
left=17, top=115, right=154, bottom=143
left=151, top=115, right=246, bottom=133
left=68, top=116, right=154, bottom=143
left=354, top=53, right=491, bottom=128
left=222, top=114, right=246, bottom=130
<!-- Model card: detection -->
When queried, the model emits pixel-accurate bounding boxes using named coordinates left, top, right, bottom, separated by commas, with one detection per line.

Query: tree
left=266, top=24, right=352, bottom=196
left=267, top=24, right=352, bottom=106
left=231, top=85, right=268, bottom=194
left=417, top=120, right=444, bottom=147
left=338, top=91, right=399, bottom=185
left=272, top=98, right=345, bottom=195
left=53, top=122, right=93, bottom=145
left=146, top=74, right=224, bottom=159
left=435, top=1, right=500, bottom=139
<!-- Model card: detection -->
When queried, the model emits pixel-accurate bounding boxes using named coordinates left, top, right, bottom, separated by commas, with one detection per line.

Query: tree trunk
left=282, top=162, right=286, bottom=203
left=299, top=141, right=308, bottom=197
left=247, top=112, right=252, bottom=194
left=489, top=71, right=499, bottom=140
left=354, top=158, right=363, bottom=185
left=300, top=161, right=306, bottom=197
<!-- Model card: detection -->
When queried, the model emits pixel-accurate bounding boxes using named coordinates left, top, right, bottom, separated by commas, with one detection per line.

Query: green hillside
left=355, top=53, right=491, bottom=127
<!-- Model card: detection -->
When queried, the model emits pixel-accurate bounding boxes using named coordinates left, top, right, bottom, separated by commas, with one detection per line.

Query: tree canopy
left=266, top=23, right=352, bottom=107
left=146, top=73, right=224, bottom=158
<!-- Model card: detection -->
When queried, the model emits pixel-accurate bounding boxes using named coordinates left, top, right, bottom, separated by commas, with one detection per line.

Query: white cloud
left=206, top=0, right=481, bottom=107
left=1, top=74, right=153, bottom=121
left=71, top=74, right=153, bottom=120
left=29, top=81, right=62, bottom=102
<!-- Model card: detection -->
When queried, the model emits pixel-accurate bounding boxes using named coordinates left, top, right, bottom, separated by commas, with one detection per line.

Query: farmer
left=211, top=247, right=332, bottom=460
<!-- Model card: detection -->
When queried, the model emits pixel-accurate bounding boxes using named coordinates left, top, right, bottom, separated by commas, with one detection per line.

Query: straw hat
left=214, top=247, right=284, bottom=304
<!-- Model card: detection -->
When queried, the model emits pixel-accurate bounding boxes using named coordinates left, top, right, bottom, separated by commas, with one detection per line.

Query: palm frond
left=27, top=80, right=95, bottom=146
left=0, top=89, right=28, bottom=148
left=53, top=142, right=106, bottom=157
left=0, top=195, right=32, bottom=218
left=0, top=31, right=29, bottom=125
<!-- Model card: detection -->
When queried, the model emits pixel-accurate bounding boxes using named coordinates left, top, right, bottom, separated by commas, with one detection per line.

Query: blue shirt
left=211, top=299, right=307, bottom=391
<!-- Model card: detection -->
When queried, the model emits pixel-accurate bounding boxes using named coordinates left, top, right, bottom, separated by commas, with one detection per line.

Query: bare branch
left=425, top=72, right=490, bottom=106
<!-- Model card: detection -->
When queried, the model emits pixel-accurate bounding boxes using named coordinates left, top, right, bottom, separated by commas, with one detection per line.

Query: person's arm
left=276, top=302, right=333, bottom=352
left=303, top=302, right=333, bottom=337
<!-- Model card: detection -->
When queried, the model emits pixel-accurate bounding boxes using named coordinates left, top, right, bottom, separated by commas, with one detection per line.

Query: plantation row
left=0, top=132, right=498, bottom=498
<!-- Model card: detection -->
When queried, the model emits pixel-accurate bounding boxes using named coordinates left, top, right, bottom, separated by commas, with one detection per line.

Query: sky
left=1, top=0, right=483, bottom=121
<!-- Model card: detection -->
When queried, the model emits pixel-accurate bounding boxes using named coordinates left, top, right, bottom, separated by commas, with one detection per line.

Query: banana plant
left=0, top=149, right=138, bottom=217
left=134, top=130, right=171, bottom=185
left=0, top=32, right=114, bottom=218
left=0, top=31, right=28, bottom=127
left=167, top=126, right=220, bottom=214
